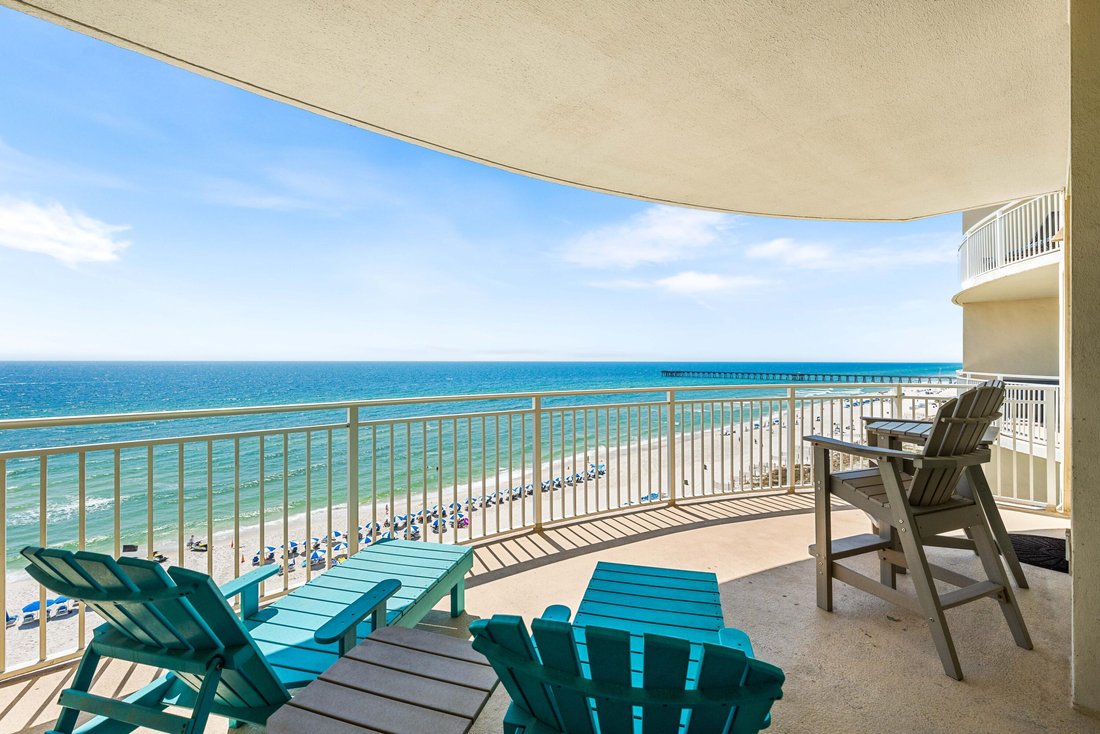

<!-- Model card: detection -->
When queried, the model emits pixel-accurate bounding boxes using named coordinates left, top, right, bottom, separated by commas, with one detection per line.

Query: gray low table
left=863, top=417, right=1028, bottom=588
left=268, top=626, right=499, bottom=734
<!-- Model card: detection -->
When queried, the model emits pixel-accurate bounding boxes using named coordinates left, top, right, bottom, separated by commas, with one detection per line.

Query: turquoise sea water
left=0, top=362, right=958, bottom=563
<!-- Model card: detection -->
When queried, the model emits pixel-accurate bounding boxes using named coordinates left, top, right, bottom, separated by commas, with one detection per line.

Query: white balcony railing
left=958, top=192, right=1063, bottom=286
left=957, top=371, right=1063, bottom=511
left=0, top=381, right=1061, bottom=679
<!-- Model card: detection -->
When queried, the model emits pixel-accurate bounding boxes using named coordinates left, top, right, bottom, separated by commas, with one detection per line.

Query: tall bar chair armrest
left=803, top=435, right=919, bottom=462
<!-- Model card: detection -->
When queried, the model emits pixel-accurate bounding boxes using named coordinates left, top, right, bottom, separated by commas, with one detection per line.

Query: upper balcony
left=955, top=193, right=1064, bottom=305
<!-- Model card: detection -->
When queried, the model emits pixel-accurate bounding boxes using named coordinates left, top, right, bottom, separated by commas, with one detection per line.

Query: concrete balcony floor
left=0, top=493, right=1087, bottom=734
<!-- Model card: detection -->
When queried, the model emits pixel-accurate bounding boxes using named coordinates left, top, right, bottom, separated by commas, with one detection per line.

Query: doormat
left=1008, top=534, right=1068, bottom=574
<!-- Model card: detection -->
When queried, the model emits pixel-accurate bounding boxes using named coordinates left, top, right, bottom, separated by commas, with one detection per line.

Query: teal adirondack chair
left=21, top=546, right=400, bottom=734
left=470, top=608, right=785, bottom=734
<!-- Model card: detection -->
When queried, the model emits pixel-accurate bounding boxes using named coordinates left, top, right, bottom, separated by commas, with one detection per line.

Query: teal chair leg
left=55, top=647, right=101, bottom=734
left=70, top=676, right=177, bottom=734
left=450, top=579, right=465, bottom=617
left=183, top=665, right=223, bottom=734
left=502, top=703, right=530, bottom=734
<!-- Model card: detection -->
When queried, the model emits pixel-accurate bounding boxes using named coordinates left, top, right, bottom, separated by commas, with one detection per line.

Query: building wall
left=962, top=298, right=1060, bottom=375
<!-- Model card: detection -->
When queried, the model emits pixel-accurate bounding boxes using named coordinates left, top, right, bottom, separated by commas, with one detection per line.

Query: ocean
left=0, top=361, right=958, bottom=564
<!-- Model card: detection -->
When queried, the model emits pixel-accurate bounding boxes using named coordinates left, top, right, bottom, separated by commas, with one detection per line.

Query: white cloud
left=0, top=138, right=131, bottom=191
left=0, top=197, right=130, bottom=266
left=654, top=271, right=764, bottom=294
left=588, top=271, right=764, bottom=296
left=746, top=234, right=956, bottom=271
left=202, top=178, right=318, bottom=213
left=201, top=152, right=394, bottom=216
left=586, top=278, right=649, bottom=290
left=563, top=205, right=734, bottom=268
left=745, top=238, right=835, bottom=268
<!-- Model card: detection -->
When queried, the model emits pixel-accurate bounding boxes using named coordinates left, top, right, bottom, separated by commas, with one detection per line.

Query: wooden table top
left=864, top=418, right=997, bottom=445
left=267, top=626, right=498, bottom=734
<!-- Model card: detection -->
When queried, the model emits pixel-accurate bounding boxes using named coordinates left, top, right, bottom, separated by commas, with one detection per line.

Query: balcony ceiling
left=4, top=0, right=1070, bottom=221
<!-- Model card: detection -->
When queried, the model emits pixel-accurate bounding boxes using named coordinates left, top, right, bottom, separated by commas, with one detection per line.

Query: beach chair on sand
left=471, top=609, right=785, bottom=734
left=21, top=546, right=401, bottom=733
left=805, top=381, right=1032, bottom=680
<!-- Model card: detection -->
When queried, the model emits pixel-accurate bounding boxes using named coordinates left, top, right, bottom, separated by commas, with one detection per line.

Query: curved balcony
left=0, top=495, right=1082, bottom=734
left=0, top=381, right=1066, bottom=686
left=955, top=193, right=1063, bottom=304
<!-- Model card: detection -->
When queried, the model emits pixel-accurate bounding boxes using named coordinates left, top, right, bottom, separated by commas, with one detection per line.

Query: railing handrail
left=957, top=370, right=1060, bottom=384
left=0, top=377, right=1063, bottom=681
left=0, top=381, right=958, bottom=432
left=959, top=197, right=1032, bottom=246
left=957, top=192, right=1063, bottom=287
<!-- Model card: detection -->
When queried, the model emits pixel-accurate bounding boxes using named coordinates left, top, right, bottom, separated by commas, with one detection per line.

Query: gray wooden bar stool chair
left=862, top=379, right=1029, bottom=589
left=805, top=382, right=1032, bottom=680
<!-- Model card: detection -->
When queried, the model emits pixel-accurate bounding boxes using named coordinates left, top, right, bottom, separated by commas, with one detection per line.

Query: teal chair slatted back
left=21, top=546, right=290, bottom=714
left=471, top=615, right=784, bottom=734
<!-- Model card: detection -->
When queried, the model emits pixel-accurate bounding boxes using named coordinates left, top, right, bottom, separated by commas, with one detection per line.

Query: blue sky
left=0, top=8, right=962, bottom=362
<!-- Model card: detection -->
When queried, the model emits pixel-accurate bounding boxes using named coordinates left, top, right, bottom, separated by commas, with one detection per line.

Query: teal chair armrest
left=719, top=627, right=755, bottom=657
left=219, top=565, right=280, bottom=620
left=540, top=604, right=572, bottom=622
left=315, top=578, right=402, bottom=655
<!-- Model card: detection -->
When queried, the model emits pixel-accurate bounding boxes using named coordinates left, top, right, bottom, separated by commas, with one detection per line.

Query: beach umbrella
left=21, top=599, right=54, bottom=621
left=254, top=546, right=278, bottom=563
left=310, top=537, right=324, bottom=549
left=331, top=542, right=349, bottom=555
left=393, top=515, right=408, bottom=529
